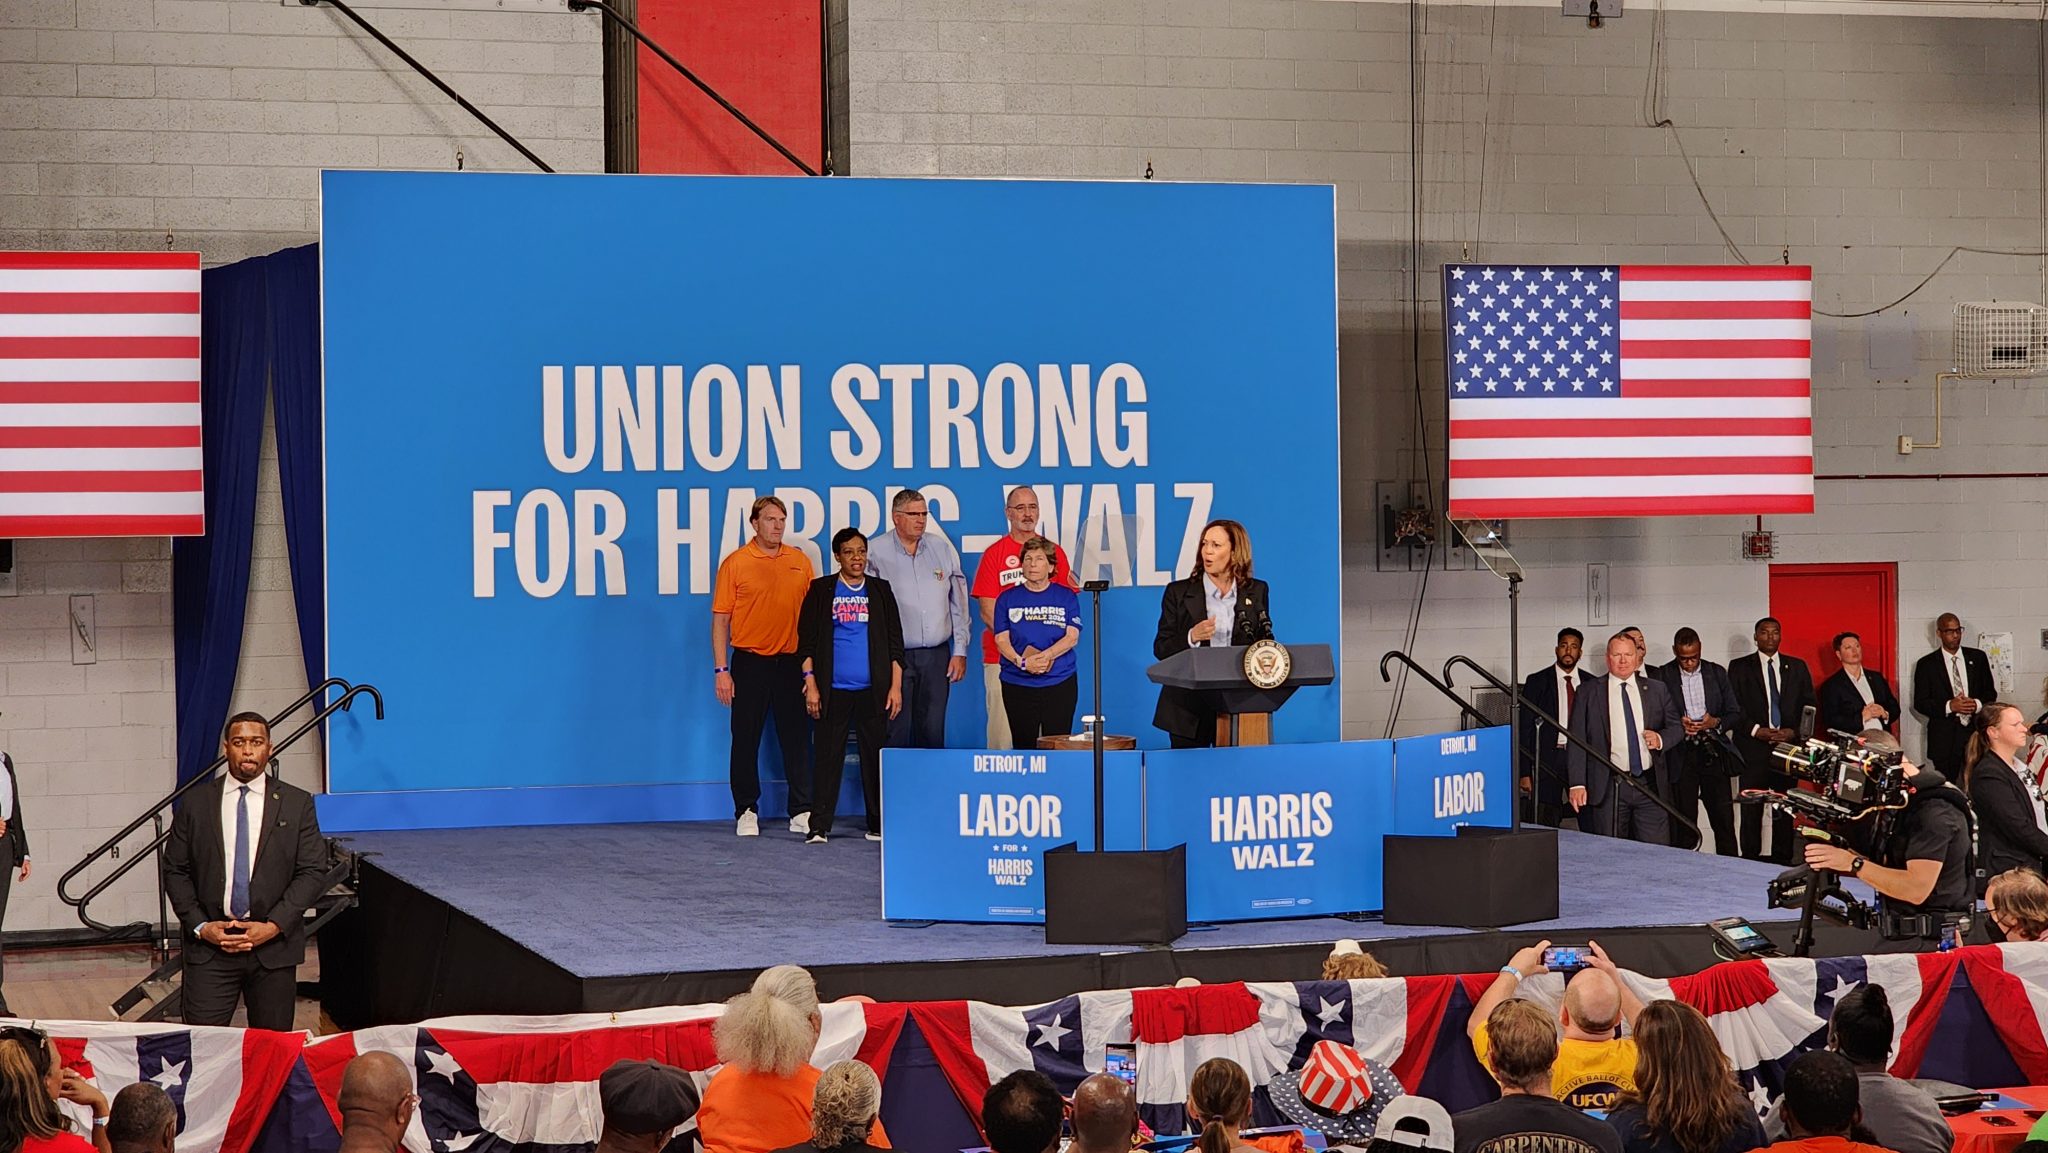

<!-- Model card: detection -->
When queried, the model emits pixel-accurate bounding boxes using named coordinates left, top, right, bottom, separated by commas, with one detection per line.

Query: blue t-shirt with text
left=994, top=583, right=1083, bottom=687
left=830, top=578, right=871, bottom=690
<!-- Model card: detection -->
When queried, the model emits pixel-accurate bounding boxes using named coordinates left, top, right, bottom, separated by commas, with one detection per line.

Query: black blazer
left=0, top=754, right=27, bottom=866
left=163, top=775, right=328, bottom=970
left=1151, top=575, right=1274, bottom=739
left=795, top=573, right=907, bottom=709
left=1727, top=651, right=1817, bottom=768
left=1567, top=673, right=1685, bottom=806
left=1818, top=668, right=1900, bottom=738
left=1517, top=666, right=1582, bottom=798
left=1912, top=646, right=1999, bottom=771
left=1654, top=658, right=1745, bottom=757
left=1968, top=751, right=2048, bottom=881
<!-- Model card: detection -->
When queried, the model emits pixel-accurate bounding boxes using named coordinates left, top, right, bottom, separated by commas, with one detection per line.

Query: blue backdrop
left=319, top=171, right=1339, bottom=829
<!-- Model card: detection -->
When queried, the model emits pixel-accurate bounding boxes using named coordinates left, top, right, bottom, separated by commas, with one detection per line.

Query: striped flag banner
left=1443, top=263, right=1814, bottom=520
left=0, top=251, right=204, bottom=538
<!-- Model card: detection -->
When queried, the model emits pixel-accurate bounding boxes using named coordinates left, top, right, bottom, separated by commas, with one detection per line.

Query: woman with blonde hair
left=772, top=1061, right=887, bottom=1153
left=1605, top=1001, right=1762, bottom=1153
left=1965, top=703, right=2048, bottom=894
left=698, top=968, right=889, bottom=1153
left=0, top=1029, right=107, bottom=1153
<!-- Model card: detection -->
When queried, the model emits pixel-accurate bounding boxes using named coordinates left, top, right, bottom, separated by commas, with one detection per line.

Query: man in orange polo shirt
left=713, top=496, right=817, bottom=838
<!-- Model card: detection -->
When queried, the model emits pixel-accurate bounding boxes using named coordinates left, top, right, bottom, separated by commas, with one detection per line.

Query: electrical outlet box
left=1898, top=435, right=1915, bottom=455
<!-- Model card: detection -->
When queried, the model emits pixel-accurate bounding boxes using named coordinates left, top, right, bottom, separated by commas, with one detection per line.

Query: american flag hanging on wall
left=1443, top=264, right=1815, bottom=520
left=0, top=251, right=204, bottom=539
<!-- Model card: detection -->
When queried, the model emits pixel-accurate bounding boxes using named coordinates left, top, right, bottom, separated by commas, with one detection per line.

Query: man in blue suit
left=1568, top=631, right=1685, bottom=844
left=1655, top=628, right=1745, bottom=854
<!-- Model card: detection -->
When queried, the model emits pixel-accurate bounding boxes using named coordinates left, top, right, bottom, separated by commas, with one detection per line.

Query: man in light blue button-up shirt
left=866, top=488, right=970, bottom=749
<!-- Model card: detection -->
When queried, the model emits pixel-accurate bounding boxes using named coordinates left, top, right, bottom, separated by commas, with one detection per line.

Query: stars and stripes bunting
left=1443, top=263, right=1815, bottom=520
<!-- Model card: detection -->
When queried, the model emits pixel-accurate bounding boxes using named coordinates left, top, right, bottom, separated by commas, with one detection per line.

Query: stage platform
left=317, top=822, right=1884, bottom=1028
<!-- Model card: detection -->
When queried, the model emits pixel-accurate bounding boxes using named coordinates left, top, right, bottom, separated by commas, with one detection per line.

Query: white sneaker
left=736, top=810, right=759, bottom=837
left=865, top=832, right=882, bottom=842
left=789, top=812, right=811, bottom=834
left=805, top=833, right=828, bottom=845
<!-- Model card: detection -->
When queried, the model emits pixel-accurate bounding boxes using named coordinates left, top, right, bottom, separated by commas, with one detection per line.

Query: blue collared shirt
left=1196, top=575, right=1237, bottom=646
left=866, top=528, right=970, bottom=655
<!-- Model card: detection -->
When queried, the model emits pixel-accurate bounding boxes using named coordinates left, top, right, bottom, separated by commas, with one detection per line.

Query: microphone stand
left=1084, top=579, right=1110, bottom=852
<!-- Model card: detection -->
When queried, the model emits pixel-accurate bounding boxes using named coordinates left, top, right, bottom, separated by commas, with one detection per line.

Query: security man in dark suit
left=1655, top=628, right=1745, bottom=855
left=1568, top=630, right=1685, bottom=844
left=1911, top=612, right=1999, bottom=779
left=0, top=749, right=29, bottom=1017
left=164, top=712, right=329, bottom=1031
left=1728, top=616, right=1817, bottom=862
left=1152, top=519, right=1274, bottom=747
left=1517, top=628, right=1584, bottom=828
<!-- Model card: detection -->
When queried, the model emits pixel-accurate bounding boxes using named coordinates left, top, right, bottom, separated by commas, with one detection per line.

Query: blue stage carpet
left=336, top=823, right=1807, bottom=982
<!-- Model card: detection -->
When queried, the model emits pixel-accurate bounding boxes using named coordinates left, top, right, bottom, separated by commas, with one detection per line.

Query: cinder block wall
left=845, top=0, right=2048, bottom=743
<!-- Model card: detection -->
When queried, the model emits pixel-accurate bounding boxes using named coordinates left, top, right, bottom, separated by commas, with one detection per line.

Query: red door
left=1767, top=563, right=1900, bottom=686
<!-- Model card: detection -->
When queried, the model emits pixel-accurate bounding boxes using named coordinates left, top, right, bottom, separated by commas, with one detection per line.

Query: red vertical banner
left=635, top=0, right=822, bottom=175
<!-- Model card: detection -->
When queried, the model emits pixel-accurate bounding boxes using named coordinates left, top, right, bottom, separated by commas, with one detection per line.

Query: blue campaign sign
left=1390, top=726, right=1513, bottom=836
left=317, top=171, right=1340, bottom=830
left=880, top=748, right=1141, bottom=922
left=1142, top=742, right=1394, bottom=921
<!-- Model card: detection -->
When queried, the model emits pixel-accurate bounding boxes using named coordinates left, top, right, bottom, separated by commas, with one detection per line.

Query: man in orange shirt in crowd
left=712, top=496, right=817, bottom=838
left=971, top=486, right=1073, bottom=749
left=1762, top=1052, right=1892, bottom=1153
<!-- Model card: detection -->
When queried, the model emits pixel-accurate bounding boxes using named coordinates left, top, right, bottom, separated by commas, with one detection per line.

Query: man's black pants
left=1580, top=773, right=1670, bottom=845
left=810, top=688, right=886, bottom=836
left=183, top=950, right=297, bottom=1031
left=729, top=649, right=810, bottom=818
left=1667, top=741, right=1738, bottom=855
left=1738, top=750, right=1793, bottom=862
left=886, top=645, right=952, bottom=749
left=1001, top=678, right=1078, bottom=748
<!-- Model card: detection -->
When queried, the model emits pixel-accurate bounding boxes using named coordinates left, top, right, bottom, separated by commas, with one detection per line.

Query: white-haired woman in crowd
left=771, top=1060, right=889, bottom=1153
left=698, top=966, right=891, bottom=1153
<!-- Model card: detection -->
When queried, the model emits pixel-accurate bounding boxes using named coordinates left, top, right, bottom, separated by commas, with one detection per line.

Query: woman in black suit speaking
left=1965, top=702, right=2048, bottom=894
left=1152, top=519, right=1274, bottom=747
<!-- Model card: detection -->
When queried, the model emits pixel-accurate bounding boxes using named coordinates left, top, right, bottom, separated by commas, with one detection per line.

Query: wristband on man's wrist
left=1499, top=965, right=1522, bottom=980
left=713, top=666, right=727, bottom=674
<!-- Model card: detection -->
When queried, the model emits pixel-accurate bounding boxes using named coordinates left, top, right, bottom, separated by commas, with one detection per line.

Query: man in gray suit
left=1568, top=631, right=1685, bottom=844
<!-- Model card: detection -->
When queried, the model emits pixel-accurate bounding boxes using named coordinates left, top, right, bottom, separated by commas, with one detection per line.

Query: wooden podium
left=1145, top=644, right=1335, bottom=746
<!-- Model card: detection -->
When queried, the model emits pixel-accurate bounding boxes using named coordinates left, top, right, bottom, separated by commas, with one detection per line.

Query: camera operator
left=1800, top=734, right=1974, bottom=949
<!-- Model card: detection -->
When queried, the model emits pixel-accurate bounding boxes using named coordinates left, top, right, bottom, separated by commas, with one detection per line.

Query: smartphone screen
left=1543, top=946, right=1586, bottom=970
left=1104, top=1044, right=1137, bottom=1085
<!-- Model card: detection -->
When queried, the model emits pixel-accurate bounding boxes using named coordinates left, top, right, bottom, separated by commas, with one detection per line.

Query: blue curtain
left=266, top=245, right=326, bottom=705
left=172, top=245, right=326, bottom=787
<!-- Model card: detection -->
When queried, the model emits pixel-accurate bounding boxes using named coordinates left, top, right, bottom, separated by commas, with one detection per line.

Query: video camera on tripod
left=1745, top=729, right=1918, bottom=954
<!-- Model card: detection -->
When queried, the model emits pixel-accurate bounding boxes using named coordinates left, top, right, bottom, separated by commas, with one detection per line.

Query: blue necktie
left=1766, top=659, right=1782, bottom=729
left=231, top=785, right=251, bottom=919
left=1621, top=683, right=1644, bottom=776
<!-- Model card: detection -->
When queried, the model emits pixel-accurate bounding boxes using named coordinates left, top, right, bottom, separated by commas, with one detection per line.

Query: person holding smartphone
left=1468, top=939, right=1644, bottom=1113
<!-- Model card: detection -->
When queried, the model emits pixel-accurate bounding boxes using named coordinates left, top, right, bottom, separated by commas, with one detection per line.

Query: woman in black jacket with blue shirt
left=1965, top=702, right=2048, bottom=896
left=1152, top=519, right=1274, bottom=748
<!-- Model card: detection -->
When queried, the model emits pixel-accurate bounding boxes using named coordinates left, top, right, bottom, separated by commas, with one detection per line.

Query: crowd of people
left=712, top=485, right=1274, bottom=842
left=1521, top=614, right=2048, bottom=947
left=247, top=950, right=1996, bottom=1153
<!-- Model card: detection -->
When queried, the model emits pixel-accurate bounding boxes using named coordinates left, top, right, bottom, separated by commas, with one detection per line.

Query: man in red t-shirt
left=971, top=485, right=1072, bottom=749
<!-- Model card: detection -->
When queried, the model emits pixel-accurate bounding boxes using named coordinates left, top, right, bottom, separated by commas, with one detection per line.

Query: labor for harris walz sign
left=1392, top=726, right=1513, bottom=836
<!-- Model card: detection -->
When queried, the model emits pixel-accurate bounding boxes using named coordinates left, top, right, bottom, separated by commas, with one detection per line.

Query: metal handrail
left=1378, top=651, right=1492, bottom=729
left=1441, top=655, right=1700, bottom=838
left=566, top=0, right=820, bottom=176
left=57, top=680, right=380, bottom=933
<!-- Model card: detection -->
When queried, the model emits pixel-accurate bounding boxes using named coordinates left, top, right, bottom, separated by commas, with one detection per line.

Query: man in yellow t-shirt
left=1467, top=939, right=1641, bottom=1114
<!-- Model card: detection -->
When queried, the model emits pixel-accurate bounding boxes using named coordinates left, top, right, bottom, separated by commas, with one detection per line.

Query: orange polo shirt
left=713, top=540, right=814, bottom=656
left=697, top=1064, right=891, bottom=1153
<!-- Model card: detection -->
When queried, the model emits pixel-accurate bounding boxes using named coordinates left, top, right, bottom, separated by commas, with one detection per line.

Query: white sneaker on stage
left=736, top=810, right=759, bottom=837
left=789, top=812, right=811, bottom=835
left=805, top=833, right=827, bottom=845
left=865, top=832, right=882, bottom=842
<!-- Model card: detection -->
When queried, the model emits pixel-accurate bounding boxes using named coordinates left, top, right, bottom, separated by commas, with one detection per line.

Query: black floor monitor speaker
left=1383, top=826, right=1559, bottom=928
left=1044, top=843, right=1187, bottom=945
